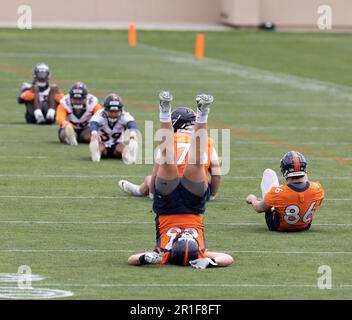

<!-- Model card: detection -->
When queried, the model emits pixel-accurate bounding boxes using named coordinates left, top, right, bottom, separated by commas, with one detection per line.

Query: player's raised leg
left=260, top=168, right=279, bottom=199
left=155, top=91, right=178, bottom=183
left=182, top=94, right=214, bottom=195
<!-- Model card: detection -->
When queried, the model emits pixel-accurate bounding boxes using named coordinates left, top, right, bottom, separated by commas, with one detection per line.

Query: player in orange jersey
left=56, top=82, right=102, bottom=145
left=128, top=91, right=233, bottom=269
left=118, top=107, right=221, bottom=201
left=246, top=151, right=324, bottom=232
left=17, top=63, right=64, bottom=124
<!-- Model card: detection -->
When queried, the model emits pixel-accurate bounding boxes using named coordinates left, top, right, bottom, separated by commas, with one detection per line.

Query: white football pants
left=260, top=168, right=279, bottom=199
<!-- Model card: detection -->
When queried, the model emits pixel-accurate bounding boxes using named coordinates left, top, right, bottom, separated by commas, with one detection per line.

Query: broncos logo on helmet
left=103, top=93, right=124, bottom=124
left=169, top=231, right=199, bottom=266
left=280, top=151, right=307, bottom=179
left=69, top=82, right=88, bottom=100
left=171, top=107, right=196, bottom=133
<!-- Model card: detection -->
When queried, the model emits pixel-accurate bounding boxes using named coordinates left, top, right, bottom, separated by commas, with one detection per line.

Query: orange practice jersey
left=264, top=181, right=324, bottom=231
left=155, top=214, right=207, bottom=265
left=174, top=131, right=214, bottom=184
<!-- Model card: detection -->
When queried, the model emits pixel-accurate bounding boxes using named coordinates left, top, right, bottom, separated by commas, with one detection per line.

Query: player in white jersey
left=56, top=82, right=102, bottom=145
left=88, top=93, right=139, bottom=163
left=17, top=63, right=64, bottom=124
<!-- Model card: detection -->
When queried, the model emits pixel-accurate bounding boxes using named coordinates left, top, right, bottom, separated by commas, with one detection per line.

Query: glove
left=34, top=109, right=45, bottom=124
left=140, top=252, right=162, bottom=265
left=208, top=194, right=216, bottom=201
left=189, top=258, right=218, bottom=269
left=46, top=108, right=56, bottom=122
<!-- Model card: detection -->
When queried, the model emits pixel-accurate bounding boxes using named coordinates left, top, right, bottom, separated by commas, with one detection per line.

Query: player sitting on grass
left=88, top=93, right=139, bottom=163
left=118, top=106, right=221, bottom=201
left=56, top=82, right=102, bottom=146
left=246, top=151, right=324, bottom=232
left=17, top=63, right=64, bottom=124
left=128, top=91, right=233, bottom=269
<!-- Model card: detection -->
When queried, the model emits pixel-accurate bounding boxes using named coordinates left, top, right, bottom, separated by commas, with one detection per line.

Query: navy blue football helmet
left=171, top=107, right=196, bottom=132
left=103, top=93, right=124, bottom=112
left=69, top=82, right=88, bottom=100
left=280, top=151, right=307, bottom=179
left=169, top=231, right=199, bottom=266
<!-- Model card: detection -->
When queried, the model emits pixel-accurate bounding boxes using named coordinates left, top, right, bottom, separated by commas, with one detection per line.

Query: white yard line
left=0, top=174, right=351, bottom=181
left=38, top=283, right=352, bottom=289
left=0, top=195, right=350, bottom=201
left=1, top=249, right=351, bottom=255
left=0, top=221, right=351, bottom=227
left=139, top=44, right=352, bottom=101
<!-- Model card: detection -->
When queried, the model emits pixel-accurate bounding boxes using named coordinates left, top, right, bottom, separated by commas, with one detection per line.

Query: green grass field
left=0, top=28, right=351, bottom=299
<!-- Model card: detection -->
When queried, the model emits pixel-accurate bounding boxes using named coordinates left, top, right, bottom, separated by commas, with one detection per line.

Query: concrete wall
left=1, top=0, right=351, bottom=30
left=0, top=0, right=222, bottom=27
left=221, top=0, right=352, bottom=30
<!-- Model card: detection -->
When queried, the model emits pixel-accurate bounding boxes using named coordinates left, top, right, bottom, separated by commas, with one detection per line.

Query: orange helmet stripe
left=183, top=240, right=189, bottom=266
left=291, top=151, right=300, bottom=172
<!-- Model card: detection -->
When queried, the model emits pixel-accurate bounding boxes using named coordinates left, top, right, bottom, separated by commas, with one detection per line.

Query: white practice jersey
left=60, top=94, right=99, bottom=129
left=38, top=86, right=50, bottom=105
left=90, top=109, right=135, bottom=148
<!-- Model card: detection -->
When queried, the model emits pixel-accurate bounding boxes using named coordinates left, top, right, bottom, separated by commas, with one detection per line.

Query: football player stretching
left=118, top=106, right=221, bottom=201
left=246, top=151, right=324, bottom=232
left=56, top=82, right=102, bottom=145
left=88, top=93, right=139, bottom=163
left=128, top=91, right=233, bottom=269
left=17, top=63, right=64, bottom=124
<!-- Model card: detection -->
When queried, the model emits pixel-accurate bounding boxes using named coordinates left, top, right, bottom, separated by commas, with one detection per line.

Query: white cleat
left=159, top=91, right=173, bottom=113
left=196, top=94, right=214, bottom=115
left=64, top=126, right=78, bottom=146
left=118, top=180, right=142, bottom=196
left=89, top=138, right=101, bottom=162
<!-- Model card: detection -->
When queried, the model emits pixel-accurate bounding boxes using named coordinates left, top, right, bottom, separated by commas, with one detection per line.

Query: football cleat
left=159, top=91, right=173, bottom=113
left=89, top=136, right=101, bottom=162
left=64, top=126, right=78, bottom=146
left=195, top=94, right=214, bottom=115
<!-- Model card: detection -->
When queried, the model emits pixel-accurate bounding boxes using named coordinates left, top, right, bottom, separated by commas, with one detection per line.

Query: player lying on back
left=118, top=106, right=221, bottom=201
left=88, top=93, right=139, bottom=163
left=128, top=91, right=233, bottom=269
left=56, top=82, right=102, bottom=145
left=246, top=151, right=324, bottom=232
left=17, top=63, right=64, bottom=124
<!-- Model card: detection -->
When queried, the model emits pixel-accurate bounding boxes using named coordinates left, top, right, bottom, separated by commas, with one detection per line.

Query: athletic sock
left=196, top=110, right=208, bottom=123
left=159, top=110, right=171, bottom=123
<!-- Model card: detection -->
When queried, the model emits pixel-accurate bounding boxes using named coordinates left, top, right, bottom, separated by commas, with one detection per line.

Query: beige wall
left=0, top=0, right=222, bottom=25
left=1, top=0, right=351, bottom=30
left=221, top=0, right=352, bottom=30
left=261, top=0, right=352, bottom=27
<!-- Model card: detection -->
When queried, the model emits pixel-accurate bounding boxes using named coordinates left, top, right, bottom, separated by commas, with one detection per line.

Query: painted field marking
left=0, top=273, right=73, bottom=299
left=0, top=221, right=351, bottom=227
left=0, top=195, right=351, bottom=201
left=1, top=249, right=351, bottom=255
